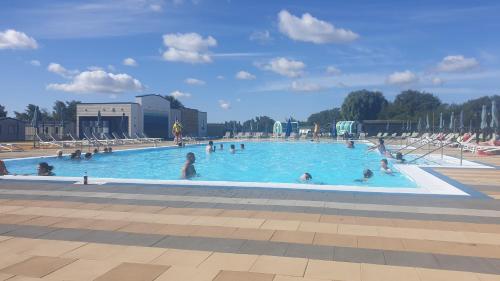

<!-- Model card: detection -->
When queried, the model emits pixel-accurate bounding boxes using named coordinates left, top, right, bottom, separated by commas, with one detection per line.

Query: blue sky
left=0, top=0, right=499, bottom=122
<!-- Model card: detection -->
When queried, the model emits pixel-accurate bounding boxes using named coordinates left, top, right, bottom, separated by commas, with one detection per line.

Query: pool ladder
left=406, top=140, right=463, bottom=166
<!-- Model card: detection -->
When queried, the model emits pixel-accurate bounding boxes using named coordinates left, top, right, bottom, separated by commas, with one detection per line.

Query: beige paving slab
left=197, top=253, right=258, bottom=271
left=416, top=267, right=481, bottom=281
left=1, top=256, right=75, bottom=278
left=0, top=273, right=13, bottom=281
left=104, top=246, right=166, bottom=264
left=312, top=233, right=357, bottom=248
left=93, top=262, right=169, bottom=281
left=231, top=228, right=275, bottom=241
left=305, top=260, right=361, bottom=281
left=62, top=243, right=126, bottom=260
left=250, top=255, right=307, bottom=277
left=261, top=219, right=301, bottom=231
left=0, top=238, right=48, bottom=255
left=298, top=222, right=338, bottom=234
left=477, top=273, right=500, bottom=281
left=271, top=230, right=315, bottom=244
left=214, top=270, right=275, bottom=281
left=273, top=276, right=332, bottom=281
left=42, top=259, right=121, bottom=281
left=154, top=266, right=220, bottom=281
left=360, top=263, right=420, bottom=281
left=0, top=254, right=33, bottom=271
left=152, top=249, right=212, bottom=267
left=19, top=240, right=85, bottom=257
left=338, top=224, right=378, bottom=237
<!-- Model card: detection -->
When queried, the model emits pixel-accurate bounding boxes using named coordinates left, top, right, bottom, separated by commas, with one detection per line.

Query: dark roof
left=77, top=102, right=139, bottom=105
left=0, top=117, right=26, bottom=123
left=135, top=94, right=165, bottom=99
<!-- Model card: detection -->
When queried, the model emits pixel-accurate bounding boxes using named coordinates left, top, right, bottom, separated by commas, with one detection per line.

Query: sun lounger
left=0, top=143, right=24, bottom=152
left=36, top=133, right=62, bottom=148
left=222, top=131, right=231, bottom=139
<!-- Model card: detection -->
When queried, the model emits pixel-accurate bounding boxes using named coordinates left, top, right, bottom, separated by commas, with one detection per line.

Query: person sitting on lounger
left=181, top=152, right=197, bottom=179
left=380, top=159, right=392, bottom=174
left=230, top=144, right=236, bottom=154
left=56, top=150, right=63, bottom=158
left=206, top=141, right=215, bottom=153
left=355, top=169, right=373, bottom=182
left=346, top=140, right=354, bottom=148
left=300, top=172, right=312, bottom=182
left=37, top=162, right=54, bottom=176
left=0, top=160, right=9, bottom=176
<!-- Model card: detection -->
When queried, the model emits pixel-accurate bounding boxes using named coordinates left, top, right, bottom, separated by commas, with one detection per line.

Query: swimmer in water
left=380, top=159, right=393, bottom=174
left=346, top=140, right=354, bottom=148
left=355, top=169, right=373, bottom=182
left=230, top=144, right=236, bottom=154
left=300, top=172, right=312, bottom=182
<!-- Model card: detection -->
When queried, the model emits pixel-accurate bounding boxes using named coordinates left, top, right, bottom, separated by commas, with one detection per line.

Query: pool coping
left=2, top=141, right=493, bottom=198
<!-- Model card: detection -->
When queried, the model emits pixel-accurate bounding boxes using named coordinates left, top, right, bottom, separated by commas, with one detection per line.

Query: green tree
left=52, top=100, right=80, bottom=122
left=14, top=104, right=39, bottom=121
left=241, top=116, right=275, bottom=132
left=0, top=104, right=6, bottom=117
left=379, top=90, right=441, bottom=119
left=341, top=90, right=387, bottom=121
left=163, top=96, right=184, bottom=109
left=307, top=108, right=341, bottom=127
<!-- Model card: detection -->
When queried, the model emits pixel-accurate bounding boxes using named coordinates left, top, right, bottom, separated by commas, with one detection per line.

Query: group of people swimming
left=0, top=160, right=54, bottom=177
left=60, top=147, right=113, bottom=161
left=299, top=138, right=402, bottom=184
left=181, top=141, right=246, bottom=179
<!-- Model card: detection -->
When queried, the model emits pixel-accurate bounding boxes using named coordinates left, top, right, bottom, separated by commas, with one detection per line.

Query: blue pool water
left=4, top=141, right=417, bottom=188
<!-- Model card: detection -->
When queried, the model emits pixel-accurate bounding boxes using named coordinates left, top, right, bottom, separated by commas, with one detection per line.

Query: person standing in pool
left=0, top=160, right=9, bottom=176
left=240, top=143, right=245, bottom=150
left=220, top=144, right=224, bottom=150
left=368, top=138, right=392, bottom=157
left=206, top=141, right=215, bottom=153
left=346, top=140, right=354, bottom=148
left=181, top=152, right=197, bottom=179
left=229, top=144, right=236, bottom=154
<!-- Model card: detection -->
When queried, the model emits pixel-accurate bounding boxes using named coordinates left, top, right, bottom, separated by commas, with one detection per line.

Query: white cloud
left=0, top=29, right=38, bottom=50
left=235, top=70, right=256, bottom=80
left=47, top=63, right=79, bottom=78
left=262, top=57, right=305, bottom=77
left=123, top=57, right=138, bottom=66
left=277, top=10, right=358, bottom=44
left=326, top=66, right=341, bottom=75
left=184, top=78, right=205, bottom=85
left=436, top=55, right=479, bottom=72
left=290, top=81, right=322, bottom=92
left=29, top=60, right=41, bottom=66
left=169, top=90, right=191, bottom=98
left=149, top=4, right=163, bottom=12
left=432, top=77, right=444, bottom=86
left=47, top=70, right=144, bottom=93
left=216, top=75, right=225, bottom=80
left=249, top=30, right=272, bottom=43
left=219, top=100, right=231, bottom=110
left=386, top=70, right=418, bottom=85
left=107, top=65, right=116, bottom=71
left=87, top=66, right=103, bottom=71
left=162, top=32, right=217, bottom=63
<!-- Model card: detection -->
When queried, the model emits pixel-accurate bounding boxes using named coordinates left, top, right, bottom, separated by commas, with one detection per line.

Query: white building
left=76, top=95, right=207, bottom=139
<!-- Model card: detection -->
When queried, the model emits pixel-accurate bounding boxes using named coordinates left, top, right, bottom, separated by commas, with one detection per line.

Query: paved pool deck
left=0, top=139, right=499, bottom=280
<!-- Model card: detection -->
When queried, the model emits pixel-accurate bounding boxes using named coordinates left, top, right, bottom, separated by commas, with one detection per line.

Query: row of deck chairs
left=0, top=143, right=24, bottom=152
left=400, top=132, right=500, bottom=155
left=33, top=132, right=162, bottom=148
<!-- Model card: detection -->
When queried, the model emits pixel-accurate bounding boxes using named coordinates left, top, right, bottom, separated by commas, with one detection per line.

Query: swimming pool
left=2, top=141, right=487, bottom=195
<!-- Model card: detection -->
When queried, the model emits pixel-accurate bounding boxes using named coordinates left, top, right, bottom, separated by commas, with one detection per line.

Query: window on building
left=55, top=127, right=59, bottom=134
left=0, top=125, right=2, bottom=134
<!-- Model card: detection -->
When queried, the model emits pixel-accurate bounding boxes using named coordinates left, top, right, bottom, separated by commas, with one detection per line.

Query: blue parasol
left=285, top=118, right=292, bottom=137
left=331, top=119, right=337, bottom=138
